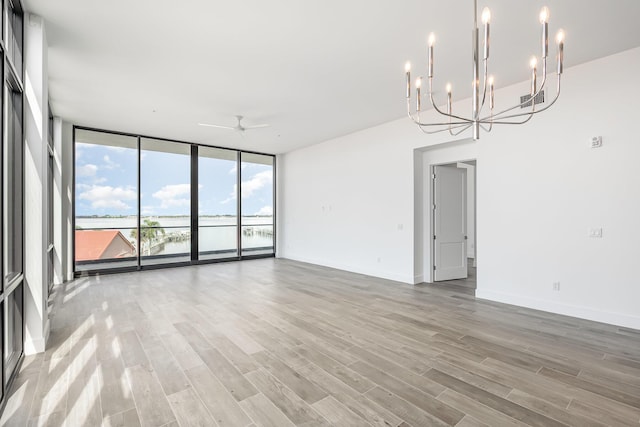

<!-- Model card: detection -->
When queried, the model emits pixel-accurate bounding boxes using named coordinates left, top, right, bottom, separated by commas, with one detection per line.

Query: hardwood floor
left=431, top=258, right=477, bottom=295
left=2, top=258, right=639, bottom=426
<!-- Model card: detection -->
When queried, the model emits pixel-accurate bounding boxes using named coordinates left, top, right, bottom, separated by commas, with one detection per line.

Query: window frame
left=72, top=125, right=276, bottom=276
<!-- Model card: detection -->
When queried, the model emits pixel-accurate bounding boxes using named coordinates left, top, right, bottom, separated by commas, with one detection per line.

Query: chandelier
left=405, top=0, right=565, bottom=140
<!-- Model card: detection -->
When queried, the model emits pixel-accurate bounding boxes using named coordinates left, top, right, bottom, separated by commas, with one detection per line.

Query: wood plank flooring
left=2, top=258, right=639, bottom=426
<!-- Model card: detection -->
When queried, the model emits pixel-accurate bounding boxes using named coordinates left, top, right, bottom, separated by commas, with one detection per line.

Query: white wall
left=475, top=47, right=640, bottom=329
left=279, top=125, right=415, bottom=283
left=24, top=14, right=50, bottom=354
left=279, top=46, right=640, bottom=329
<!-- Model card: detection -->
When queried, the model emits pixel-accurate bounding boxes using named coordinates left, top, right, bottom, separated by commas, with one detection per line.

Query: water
left=76, top=216, right=273, bottom=256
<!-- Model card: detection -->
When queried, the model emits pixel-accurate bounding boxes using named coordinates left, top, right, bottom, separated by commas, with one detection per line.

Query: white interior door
left=433, top=165, right=467, bottom=281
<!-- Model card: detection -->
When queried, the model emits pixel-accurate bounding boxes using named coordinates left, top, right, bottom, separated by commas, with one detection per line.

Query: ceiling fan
left=198, top=115, right=270, bottom=133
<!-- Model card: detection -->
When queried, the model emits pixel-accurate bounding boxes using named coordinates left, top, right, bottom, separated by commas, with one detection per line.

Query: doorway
left=414, top=138, right=478, bottom=287
left=431, top=160, right=476, bottom=292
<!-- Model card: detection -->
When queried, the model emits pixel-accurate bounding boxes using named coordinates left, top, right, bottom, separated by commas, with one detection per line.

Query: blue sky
left=75, top=142, right=273, bottom=217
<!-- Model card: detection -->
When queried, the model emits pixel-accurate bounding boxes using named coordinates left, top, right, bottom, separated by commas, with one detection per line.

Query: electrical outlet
left=553, top=282, right=561, bottom=291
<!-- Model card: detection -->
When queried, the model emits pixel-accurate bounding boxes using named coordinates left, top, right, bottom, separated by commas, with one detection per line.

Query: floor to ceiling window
left=73, top=127, right=275, bottom=274
left=47, top=105, right=54, bottom=294
left=74, top=129, right=138, bottom=272
left=1, top=0, right=24, bottom=411
left=240, top=153, right=275, bottom=256
left=140, top=138, right=191, bottom=266
left=4, top=83, right=24, bottom=385
left=198, top=147, right=238, bottom=260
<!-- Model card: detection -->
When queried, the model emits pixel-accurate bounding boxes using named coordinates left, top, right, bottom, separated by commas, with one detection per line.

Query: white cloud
left=79, top=185, right=137, bottom=210
left=162, top=198, right=190, bottom=208
left=241, top=170, right=272, bottom=199
left=256, top=206, right=273, bottom=216
left=92, top=199, right=131, bottom=210
left=220, top=170, right=272, bottom=204
left=153, top=184, right=193, bottom=209
left=229, top=163, right=247, bottom=175
left=77, top=164, right=98, bottom=177
left=141, top=206, right=156, bottom=215
left=153, top=184, right=190, bottom=200
left=221, top=184, right=237, bottom=204
left=106, top=146, right=129, bottom=153
left=103, top=155, right=119, bottom=170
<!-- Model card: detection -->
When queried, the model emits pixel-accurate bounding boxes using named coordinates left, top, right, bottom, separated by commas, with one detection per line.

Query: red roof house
left=75, top=230, right=136, bottom=261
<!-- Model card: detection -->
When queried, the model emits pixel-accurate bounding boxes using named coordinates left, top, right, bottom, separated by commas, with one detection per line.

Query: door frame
left=431, top=163, right=469, bottom=281
left=414, top=138, right=477, bottom=284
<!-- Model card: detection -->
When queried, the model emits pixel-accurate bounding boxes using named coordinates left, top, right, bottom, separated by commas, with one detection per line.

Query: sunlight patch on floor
left=110, top=335, right=121, bottom=359
left=63, top=278, right=91, bottom=304
left=0, top=379, right=29, bottom=421
left=65, top=362, right=101, bottom=426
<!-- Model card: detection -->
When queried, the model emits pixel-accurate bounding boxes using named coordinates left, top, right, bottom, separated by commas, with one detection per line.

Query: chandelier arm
left=428, top=92, right=474, bottom=123
left=479, top=59, right=489, bottom=113
left=407, top=99, right=415, bottom=120
left=407, top=100, right=427, bottom=126
left=483, top=106, right=537, bottom=126
left=419, top=123, right=473, bottom=135
left=483, top=71, right=555, bottom=121
left=480, top=90, right=538, bottom=125
left=417, top=119, right=472, bottom=127
left=489, top=97, right=538, bottom=125
left=482, top=78, right=561, bottom=123
left=479, top=123, right=492, bottom=132
left=480, top=105, right=536, bottom=126
left=408, top=100, right=471, bottom=127
left=484, top=114, right=536, bottom=125
left=428, top=79, right=474, bottom=123
left=450, top=123, right=474, bottom=136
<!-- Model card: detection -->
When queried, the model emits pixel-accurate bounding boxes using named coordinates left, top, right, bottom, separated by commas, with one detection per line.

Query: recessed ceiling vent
left=520, top=91, right=545, bottom=108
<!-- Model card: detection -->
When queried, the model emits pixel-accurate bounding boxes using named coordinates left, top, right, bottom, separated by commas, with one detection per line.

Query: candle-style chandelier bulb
left=481, top=7, right=491, bottom=24
left=539, top=6, right=549, bottom=24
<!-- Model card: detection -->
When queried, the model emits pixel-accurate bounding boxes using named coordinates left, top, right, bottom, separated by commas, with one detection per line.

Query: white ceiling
left=24, top=0, right=640, bottom=154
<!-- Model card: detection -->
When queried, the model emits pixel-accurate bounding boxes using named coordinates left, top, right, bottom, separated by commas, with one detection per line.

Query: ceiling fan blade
left=198, top=123, right=236, bottom=130
left=243, top=124, right=270, bottom=130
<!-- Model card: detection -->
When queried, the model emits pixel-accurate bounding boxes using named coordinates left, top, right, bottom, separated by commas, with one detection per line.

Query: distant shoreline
left=76, top=215, right=272, bottom=218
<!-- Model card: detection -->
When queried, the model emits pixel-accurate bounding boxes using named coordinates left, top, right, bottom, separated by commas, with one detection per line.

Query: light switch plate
left=589, top=228, right=603, bottom=238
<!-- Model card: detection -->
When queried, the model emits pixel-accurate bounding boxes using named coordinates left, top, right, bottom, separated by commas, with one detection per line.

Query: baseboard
left=23, top=317, right=51, bottom=356
left=476, top=289, right=640, bottom=330
left=413, top=275, right=424, bottom=285
left=24, top=336, right=47, bottom=355
left=282, top=254, right=414, bottom=284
